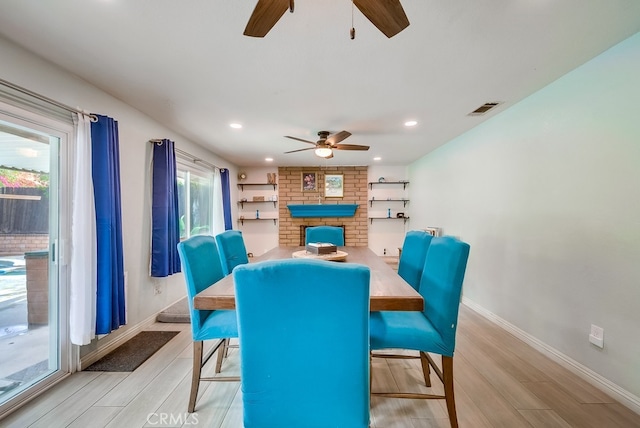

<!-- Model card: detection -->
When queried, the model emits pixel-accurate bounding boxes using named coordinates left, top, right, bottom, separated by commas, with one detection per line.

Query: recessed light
left=265, top=157, right=273, bottom=162
left=229, top=123, right=242, bottom=129
left=404, top=120, right=417, bottom=127
left=373, top=157, right=382, bottom=161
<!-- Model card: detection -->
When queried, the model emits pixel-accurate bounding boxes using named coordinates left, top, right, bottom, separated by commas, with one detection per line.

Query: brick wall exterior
left=25, top=252, right=49, bottom=325
left=0, top=234, right=49, bottom=255
left=278, top=166, right=369, bottom=246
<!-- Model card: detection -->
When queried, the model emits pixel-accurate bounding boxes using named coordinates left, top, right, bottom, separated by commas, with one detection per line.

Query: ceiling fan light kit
left=314, top=147, right=333, bottom=158
left=243, top=0, right=409, bottom=39
left=284, top=130, right=369, bottom=159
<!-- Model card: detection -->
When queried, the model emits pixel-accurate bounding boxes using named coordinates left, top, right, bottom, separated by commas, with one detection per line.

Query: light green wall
left=409, top=32, right=640, bottom=398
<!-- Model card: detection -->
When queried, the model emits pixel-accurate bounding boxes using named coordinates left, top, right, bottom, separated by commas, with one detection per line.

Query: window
left=177, top=160, right=214, bottom=239
left=0, top=103, right=71, bottom=414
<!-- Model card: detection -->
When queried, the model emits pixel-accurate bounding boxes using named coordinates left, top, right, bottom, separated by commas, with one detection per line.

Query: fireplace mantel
left=287, top=204, right=359, bottom=218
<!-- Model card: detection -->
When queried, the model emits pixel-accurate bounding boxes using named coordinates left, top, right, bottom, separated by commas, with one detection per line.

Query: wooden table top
left=193, top=246, right=424, bottom=312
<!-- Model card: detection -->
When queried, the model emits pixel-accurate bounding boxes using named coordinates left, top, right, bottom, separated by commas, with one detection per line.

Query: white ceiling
left=0, top=1, right=639, bottom=167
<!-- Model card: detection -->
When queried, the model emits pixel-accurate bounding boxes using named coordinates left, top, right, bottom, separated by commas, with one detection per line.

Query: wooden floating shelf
left=238, top=183, right=278, bottom=191
left=368, top=217, right=410, bottom=224
left=238, top=200, right=277, bottom=208
left=287, top=204, right=359, bottom=218
left=369, top=199, right=409, bottom=207
left=238, top=218, right=278, bottom=225
left=368, top=181, right=409, bottom=190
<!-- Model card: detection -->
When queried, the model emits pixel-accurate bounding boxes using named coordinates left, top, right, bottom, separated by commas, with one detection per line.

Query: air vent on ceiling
left=468, top=102, right=502, bottom=116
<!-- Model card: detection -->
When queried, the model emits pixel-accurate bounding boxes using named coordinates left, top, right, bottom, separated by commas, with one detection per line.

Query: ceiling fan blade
left=284, top=147, right=315, bottom=154
left=285, top=136, right=317, bottom=145
left=334, top=144, right=370, bottom=151
left=353, top=0, right=410, bottom=38
left=326, top=130, right=352, bottom=145
left=244, top=0, right=290, bottom=37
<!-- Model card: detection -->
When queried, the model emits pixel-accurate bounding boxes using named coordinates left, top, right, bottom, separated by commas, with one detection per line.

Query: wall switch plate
left=589, top=324, right=604, bottom=348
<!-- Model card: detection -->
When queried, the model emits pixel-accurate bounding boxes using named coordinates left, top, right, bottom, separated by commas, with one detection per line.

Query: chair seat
left=193, top=310, right=238, bottom=342
left=370, top=311, right=451, bottom=356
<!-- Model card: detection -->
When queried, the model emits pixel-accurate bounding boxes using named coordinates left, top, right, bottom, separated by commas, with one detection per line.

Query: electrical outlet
left=589, top=324, right=604, bottom=348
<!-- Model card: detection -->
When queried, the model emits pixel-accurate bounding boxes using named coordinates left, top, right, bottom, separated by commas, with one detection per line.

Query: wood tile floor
left=2, top=305, right=639, bottom=427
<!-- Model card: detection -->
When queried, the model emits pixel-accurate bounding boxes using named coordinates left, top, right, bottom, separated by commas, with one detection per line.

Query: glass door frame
left=0, top=101, right=74, bottom=415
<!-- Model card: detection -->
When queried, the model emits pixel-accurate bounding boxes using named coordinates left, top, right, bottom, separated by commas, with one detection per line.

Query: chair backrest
left=233, top=259, right=371, bottom=428
left=418, top=236, right=470, bottom=356
left=177, top=235, right=225, bottom=338
left=397, top=230, right=434, bottom=290
left=305, top=225, right=345, bottom=246
left=215, top=230, right=249, bottom=276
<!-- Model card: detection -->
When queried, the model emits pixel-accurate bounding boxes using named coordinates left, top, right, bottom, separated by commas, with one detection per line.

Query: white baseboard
left=79, top=311, right=159, bottom=370
left=462, top=297, right=640, bottom=415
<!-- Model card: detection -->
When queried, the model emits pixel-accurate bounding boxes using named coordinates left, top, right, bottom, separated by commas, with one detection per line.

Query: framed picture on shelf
left=324, top=174, right=344, bottom=198
left=424, top=227, right=442, bottom=237
left=301, top=171, right=318, bottom=192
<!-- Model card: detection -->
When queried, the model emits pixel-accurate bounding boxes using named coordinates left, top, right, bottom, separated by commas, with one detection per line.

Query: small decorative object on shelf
left=378, top=176, right=385, bottom=183
left=396, top=212, right=405, bottom=218
left=256, top=210, right=260, bottom=219
left=267, top=172, right=277, bottom=184
left=424, top=227, right=442, bottom=237
left=238, top=172, right=247, bottom=181
left=387, top=208, right=391, bottom=218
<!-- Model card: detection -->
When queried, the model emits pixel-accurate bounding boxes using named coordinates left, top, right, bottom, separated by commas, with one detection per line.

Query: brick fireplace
left=277, top=166, right=368, bottom=246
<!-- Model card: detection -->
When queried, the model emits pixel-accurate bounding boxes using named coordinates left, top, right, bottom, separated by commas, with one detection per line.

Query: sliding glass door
left=0, top=110, right=69, bottom=413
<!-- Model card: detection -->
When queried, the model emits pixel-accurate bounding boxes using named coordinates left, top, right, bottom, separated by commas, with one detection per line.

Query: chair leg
left=419, top=351, right=432, bottom=387
left=189, top=341, right=204, bottom=413
left=215, top=338, right=227, bottom=374
left=442, top=356, right=458, bottom=428
left=369, top=352, right=373, bottom=396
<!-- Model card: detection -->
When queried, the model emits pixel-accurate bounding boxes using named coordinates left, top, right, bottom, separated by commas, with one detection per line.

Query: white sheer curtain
left=212, top=168, right=225, bottom=235
left=69, top=113, right=97, bottom=345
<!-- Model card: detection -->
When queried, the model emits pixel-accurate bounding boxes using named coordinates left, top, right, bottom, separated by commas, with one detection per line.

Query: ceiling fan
left=284, top=131, right=369, bottom=159
left=243, top=0, right=409, bottom=39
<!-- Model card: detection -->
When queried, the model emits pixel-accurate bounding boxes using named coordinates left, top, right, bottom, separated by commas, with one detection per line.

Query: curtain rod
left=0, top=78, right=98, bottom=122
left=149, top=139, right=222, bottom=171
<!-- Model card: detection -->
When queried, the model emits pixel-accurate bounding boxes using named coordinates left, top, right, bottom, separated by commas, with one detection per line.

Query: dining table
left=194, top=246, right=424, bottom=312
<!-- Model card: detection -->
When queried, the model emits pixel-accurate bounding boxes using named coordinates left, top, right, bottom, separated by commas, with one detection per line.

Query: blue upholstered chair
left=370, top=236, right=470, bottom=428
left=233, top=259, right=371, bottom=428
left=215, top=230, right=249, bottom=276
left=177, top=235, right=239, bottom=413
left=305, top=225, right=345, bottom=246
left=397, top=230, right=434, bottom=290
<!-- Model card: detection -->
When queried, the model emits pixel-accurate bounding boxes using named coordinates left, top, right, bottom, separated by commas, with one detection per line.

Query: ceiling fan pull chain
left=289, top=0, right=294, bottom=13
left=350, top=0, right=356, bottom=39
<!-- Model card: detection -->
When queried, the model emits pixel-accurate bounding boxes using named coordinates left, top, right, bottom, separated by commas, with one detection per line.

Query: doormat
left=84, top=331, right=179, bottom=372
left=156, top=297, right=190, bottom=323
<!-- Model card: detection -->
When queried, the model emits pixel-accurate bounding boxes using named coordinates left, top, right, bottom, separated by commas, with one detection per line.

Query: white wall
left=0, top=36, right=238, bottom=355
left=367, top=165, right=410, bottom=256
left=409, top=32, right=640, bottom=400
left=235, top=166, right=279, bottom=256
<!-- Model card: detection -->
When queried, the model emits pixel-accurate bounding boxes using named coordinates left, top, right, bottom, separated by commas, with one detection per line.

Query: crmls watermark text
left=146, top=412, right=199, bottom=425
